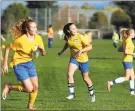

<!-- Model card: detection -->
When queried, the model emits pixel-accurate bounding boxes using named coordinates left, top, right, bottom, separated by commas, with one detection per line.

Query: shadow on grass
left=89, top=57, right=121, bottom=60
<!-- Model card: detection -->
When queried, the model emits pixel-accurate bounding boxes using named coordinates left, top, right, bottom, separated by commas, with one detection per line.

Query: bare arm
left=125, top=48, right=135, bottom=56
left=38, top=46, right=45, bottom=56
left=76, top=44, right=92, bottom=57
left=2, top=45, right=11, bottom=73
left=58, top=43, right=68, bottom=56
left=81, top=44, right=92, bottom=52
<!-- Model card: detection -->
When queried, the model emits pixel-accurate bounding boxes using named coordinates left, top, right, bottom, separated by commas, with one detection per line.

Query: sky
left=1, top=0, right=112, bottom=10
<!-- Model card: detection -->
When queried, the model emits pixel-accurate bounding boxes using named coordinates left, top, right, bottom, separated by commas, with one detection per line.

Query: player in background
left=112, top=31, right=119, bottom=48
left=48, top=25, right=54, bottom=48
left=107, top=29, right=135, bottom=95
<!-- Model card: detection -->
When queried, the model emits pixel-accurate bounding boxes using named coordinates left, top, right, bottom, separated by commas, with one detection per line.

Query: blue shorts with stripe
left=13, top=61, right=37, bottom=81
left=69, top=57, right=89, bottom=73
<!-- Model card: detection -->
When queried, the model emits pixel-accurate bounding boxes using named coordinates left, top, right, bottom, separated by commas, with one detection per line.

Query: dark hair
left=63, top=23, right=74, bottom=40
left=48, top=24, right=52, bottom=28
left=85, top=30, right=90, bottom=34
left=10, top=17, right=36, bottom=39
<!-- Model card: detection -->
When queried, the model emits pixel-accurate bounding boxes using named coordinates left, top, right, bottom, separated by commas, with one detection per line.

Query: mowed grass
left=1, top=37, right=135, bottom=110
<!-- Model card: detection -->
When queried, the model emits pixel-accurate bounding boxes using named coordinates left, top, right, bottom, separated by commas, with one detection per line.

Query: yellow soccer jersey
left=48, top=28, right=54, bottom=38
left=9, top=34, right=44, bottom=67
left=67, top=33, right=89, bottom=62
left=84, top=34, right=92, bottom=44
left=123, top=38, right=134, bottom=62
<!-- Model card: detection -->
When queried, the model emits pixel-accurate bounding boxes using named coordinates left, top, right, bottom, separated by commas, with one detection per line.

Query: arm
left=2, top=45, right=11, bottom=73
left=124, top=42, right=135, bottom=56
left=0, top=47, right=3, bottom=61
left=76, top=44, right=92, bottom=57
left=81, top=44, right=92, bottom=52
left=125, top=48, right=135, bottom=56
left=58, top=43, right=68, bottom=56
left=38, top=46, right=45, bottom=56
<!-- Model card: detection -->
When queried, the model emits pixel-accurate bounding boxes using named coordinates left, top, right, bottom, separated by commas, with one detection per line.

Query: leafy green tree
left=111, top=9, right=132, bottom=31
left=88, top=12, right=108, bottom=29
left=26, top=1, right=57, bottom=8
left=81, top=2, right=95, bottom=9
left=1, top=3, right=29, bottom=34
left=114, top=1, right=135, bottom=28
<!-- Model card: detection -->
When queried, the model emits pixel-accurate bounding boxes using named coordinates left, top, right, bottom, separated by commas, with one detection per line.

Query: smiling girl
left=2, top=17, right=45, bottom=110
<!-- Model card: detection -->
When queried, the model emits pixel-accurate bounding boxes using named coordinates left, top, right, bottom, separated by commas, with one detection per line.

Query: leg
left=130, top=68, right=135, bottom=95
left=113, top=42, right=117, bottom=48
left=27, top=76, right=38, bottom=110
left=2, top=64, right=34, bottom=100
left=79, top=61, right=95, bottom=102
left=107, top=69, right=131, bottom=92
left=50, top=38, right=53, bottom=48
left=66, top=62, right=78, bottom=100
left=2, top=78, right=33, bottom=100
left=27, top=61, right=38, bottom=109
left=48, top=38, right=51, bottom=48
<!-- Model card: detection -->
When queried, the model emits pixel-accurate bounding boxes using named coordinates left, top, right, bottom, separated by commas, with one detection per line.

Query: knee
left=25, top=87, right=33, bottom=93
left=124, top=76, right=130, bottom=81
left=83, top=77, right=89, bottom=82
left=33, top=85, right=38, bottom=92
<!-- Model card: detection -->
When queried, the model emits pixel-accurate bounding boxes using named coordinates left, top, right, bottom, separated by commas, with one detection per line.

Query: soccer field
left=1, top=37, right=135, bottom=110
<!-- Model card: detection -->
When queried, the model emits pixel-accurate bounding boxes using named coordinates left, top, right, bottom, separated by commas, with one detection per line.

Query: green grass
left=1, top=37, right=135, bottom=110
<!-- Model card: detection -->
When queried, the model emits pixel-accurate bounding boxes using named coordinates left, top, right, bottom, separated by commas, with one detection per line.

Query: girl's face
left=27, top=22, right=37, bottom=35
left=69, top=24, right=77, bottom=35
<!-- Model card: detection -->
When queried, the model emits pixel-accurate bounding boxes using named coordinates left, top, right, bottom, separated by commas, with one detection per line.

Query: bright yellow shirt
left=48, top=28, right=54, bottom=38
left=9, top=34, right=44, bottom=67
left=84, top=34, right=92, bottom=44
left=67, top=33, right=89, bottom=62
left=123, top=38, right=134, bottom=62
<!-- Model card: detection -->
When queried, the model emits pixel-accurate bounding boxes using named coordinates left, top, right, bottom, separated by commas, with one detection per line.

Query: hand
left=38, top=46, right=44, bottom=52
left=75, top=50, right=82, bottom=57
left=57, top=52, right=62, bottom=57
left=2, top=63, right=8, bottom=74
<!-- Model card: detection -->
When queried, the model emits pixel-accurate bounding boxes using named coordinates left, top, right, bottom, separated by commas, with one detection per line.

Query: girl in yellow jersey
left=107, top=29, right=135, bottom=95
left=2, top=18, right=45, bottom=110
left=58, top=23, right=95, bottom=102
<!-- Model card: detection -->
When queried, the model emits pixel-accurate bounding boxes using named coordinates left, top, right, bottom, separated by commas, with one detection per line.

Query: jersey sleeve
left=9, top=39, right=19, bottom=51
left=37, top=35, right=45, bottom=49
left=80, top=34, right=89, bottom=46
left=125, top=40, right=131, bottom=49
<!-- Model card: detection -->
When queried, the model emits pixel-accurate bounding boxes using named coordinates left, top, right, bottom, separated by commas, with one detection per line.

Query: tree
left=103, top=6, right=123, bottom=12
left=76, top=14, right=86, bottom=28
left=81, top=2, right=95, bottom=9
left=88, top=12, right=108, bottom=29
left=26, top=1, right=57, bottom=8
left=111, top=9, right=132, bottom=31
left=1, top=3, right=29, bottom=35
left=114, top=1, right=135, bottom=28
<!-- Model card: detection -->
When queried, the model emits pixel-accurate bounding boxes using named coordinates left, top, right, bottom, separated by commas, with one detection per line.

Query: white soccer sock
left=130, top=80, right=134, bottom=95
left=110, top=77, right=125, bottom=86
left=114, top=77, right=125, bottom=84
left=88, top=85, right=95, bottom=96
left=68, top=83, right=74, bottom=94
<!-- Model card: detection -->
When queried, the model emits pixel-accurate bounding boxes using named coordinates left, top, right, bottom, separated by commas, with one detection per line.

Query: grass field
left=1, top=37, right=135, bottom=110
